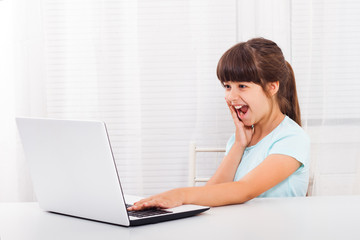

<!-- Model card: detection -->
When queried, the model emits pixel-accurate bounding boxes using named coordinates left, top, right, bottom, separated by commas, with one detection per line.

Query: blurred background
left=1, top=0, right=360, bottom=201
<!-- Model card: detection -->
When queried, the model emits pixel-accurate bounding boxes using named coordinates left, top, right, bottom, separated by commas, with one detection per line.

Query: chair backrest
left=306, top=147, right=318, bottom=196
left=188, top=142, right=225, bottom=186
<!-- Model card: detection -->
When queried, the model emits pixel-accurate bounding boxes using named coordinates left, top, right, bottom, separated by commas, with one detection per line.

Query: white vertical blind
left=43, top=0, right=144, bottom=194
left=292, top=0, right=360, bottom=122
left=1, top=0, right=46, bottom=201
left=41, top=0, right=238, bottom=196
left=4, top=0, right=310, bottom=201
left=39, top=0, right=292, bottom=196
left=136, top=1, right=237, bottom=194
left=237, top=0, right=291, bottom=60
left=195, top=0, right=292, bottom=181
left=0, top=0, right=17, bottom=201
left=292, top=0, right=360, bottom=195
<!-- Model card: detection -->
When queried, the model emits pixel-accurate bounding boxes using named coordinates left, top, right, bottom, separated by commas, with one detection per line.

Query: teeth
left=234, top=105, right=243, bottom=110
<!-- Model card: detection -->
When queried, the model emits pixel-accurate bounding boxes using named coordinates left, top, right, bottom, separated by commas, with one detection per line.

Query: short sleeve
left=225, top=134, right=235, bottom=156
left=268, top=133, right=311, bottom=167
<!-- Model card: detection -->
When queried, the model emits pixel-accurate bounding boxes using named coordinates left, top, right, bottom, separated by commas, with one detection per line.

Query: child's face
left=223, top=81, right=272, bottom=126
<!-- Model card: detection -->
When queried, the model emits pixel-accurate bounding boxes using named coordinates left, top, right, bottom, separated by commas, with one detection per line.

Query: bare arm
left=206, top=100, right=254, bottom=185
left=206, top=142, right=245, bottom=185
left=185, top=154, right=301, bottom=206
left=128, top=154, right=301, bottom=210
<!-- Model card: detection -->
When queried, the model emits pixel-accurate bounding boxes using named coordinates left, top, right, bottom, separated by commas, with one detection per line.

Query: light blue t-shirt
left=225, top=116, right=310, bottom=197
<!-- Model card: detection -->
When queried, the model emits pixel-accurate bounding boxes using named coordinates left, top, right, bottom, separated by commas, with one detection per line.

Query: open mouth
left=234, top=105, right=249, bottom=120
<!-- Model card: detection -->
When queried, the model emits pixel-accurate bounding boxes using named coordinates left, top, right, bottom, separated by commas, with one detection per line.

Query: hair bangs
left=216, top=43, right=260, bottom=85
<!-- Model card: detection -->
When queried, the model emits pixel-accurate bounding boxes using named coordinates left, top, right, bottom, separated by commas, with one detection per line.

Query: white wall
left=0, top=0, right=18, bottom=201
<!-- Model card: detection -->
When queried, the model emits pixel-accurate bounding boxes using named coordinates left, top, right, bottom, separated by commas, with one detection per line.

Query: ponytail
left=281, top=62, right=301, bottom=126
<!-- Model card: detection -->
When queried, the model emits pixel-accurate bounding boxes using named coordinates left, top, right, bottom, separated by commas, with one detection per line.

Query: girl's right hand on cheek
left=226, top=99, right=254, bottom=148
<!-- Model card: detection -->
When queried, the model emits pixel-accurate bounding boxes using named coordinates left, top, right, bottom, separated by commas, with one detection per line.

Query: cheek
left=224, top=91, right=230, bottom=101
left=246, top=94, right=265, bottom=111
left=254, top=96, right=272, bottom=113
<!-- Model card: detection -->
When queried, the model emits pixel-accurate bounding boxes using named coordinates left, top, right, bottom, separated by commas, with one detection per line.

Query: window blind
left=39, top=0, right=293, bottom=196
left=291, top=0, right=360, bottom=195
left=42, top=0, right=237, bottom=195
left=292, top=0, right=360, bottom=123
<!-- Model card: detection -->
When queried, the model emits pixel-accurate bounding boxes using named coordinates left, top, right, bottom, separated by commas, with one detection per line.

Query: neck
left=249, top=106, right=285, bottom=147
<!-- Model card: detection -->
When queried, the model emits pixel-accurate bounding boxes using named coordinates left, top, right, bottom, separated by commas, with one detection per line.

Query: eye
left=223, top=84, right=231, bottom=89
left=239, top=84, right=247, bottom=89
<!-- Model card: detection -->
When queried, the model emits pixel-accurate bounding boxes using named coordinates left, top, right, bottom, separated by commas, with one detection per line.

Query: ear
left=267, top=81, right=279, bottom=97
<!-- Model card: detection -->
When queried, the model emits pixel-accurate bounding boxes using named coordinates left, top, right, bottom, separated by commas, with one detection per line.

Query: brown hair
left=216, top=37, right=301, bottom=126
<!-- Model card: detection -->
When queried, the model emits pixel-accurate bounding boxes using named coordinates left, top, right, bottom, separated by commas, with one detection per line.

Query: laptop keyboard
left=126, top=204, right=172, bottom=218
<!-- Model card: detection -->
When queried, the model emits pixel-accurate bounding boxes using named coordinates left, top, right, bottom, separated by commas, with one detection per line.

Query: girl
left=128, top=37, right=310, bottom=210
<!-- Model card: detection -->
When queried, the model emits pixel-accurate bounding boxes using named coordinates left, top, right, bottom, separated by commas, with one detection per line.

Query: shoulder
left=268, top=116, right=310, bottom=166
left=273, top=116, right=310, bottom=145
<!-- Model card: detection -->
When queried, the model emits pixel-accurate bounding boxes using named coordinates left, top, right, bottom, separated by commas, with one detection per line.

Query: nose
left=226, top=88, right=239, bottom=103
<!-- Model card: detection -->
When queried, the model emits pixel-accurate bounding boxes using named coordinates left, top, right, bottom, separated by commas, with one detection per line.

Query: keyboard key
left=126, top=204, right=172, bottom=218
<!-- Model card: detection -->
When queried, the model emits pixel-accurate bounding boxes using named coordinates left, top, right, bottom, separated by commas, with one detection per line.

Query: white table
left=1, top=196, right=360, bottom=240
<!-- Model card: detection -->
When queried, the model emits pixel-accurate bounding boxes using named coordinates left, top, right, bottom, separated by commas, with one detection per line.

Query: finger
left=129, top=198, right=165, bottom=211
left=225, top=98, right=234, bottom=111
left=128, top=202, right=148, bottom=211
left=134, top=200, right=160, bottom=211
left=225, top=98, right=231, bottom=107
left=226, top=101, right=241, bottom=123
left=127, top=205, right=138, bottom=211
left=133, top=198, right=150, bottom=206
left=225, top=100, right=235, bottom=113
left=127, top=197, right=153, bottom=210
left=225, top=100, right=244, bottom=127
left=143, top=199, right=162, bottom=208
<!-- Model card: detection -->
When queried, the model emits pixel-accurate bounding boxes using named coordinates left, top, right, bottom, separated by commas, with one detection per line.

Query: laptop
left=15, top=117, right=209, bottom=226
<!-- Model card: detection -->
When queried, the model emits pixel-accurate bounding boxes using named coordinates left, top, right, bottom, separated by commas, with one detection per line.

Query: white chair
left=188, top=142, right=225, bottom=187
left=306, top=153, right=318, bottom=196
left=306, top=138, right=320, bottom=196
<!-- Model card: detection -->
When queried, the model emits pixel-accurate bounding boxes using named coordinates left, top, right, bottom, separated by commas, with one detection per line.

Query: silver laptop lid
left=16, top=117, right=130, bottom=226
